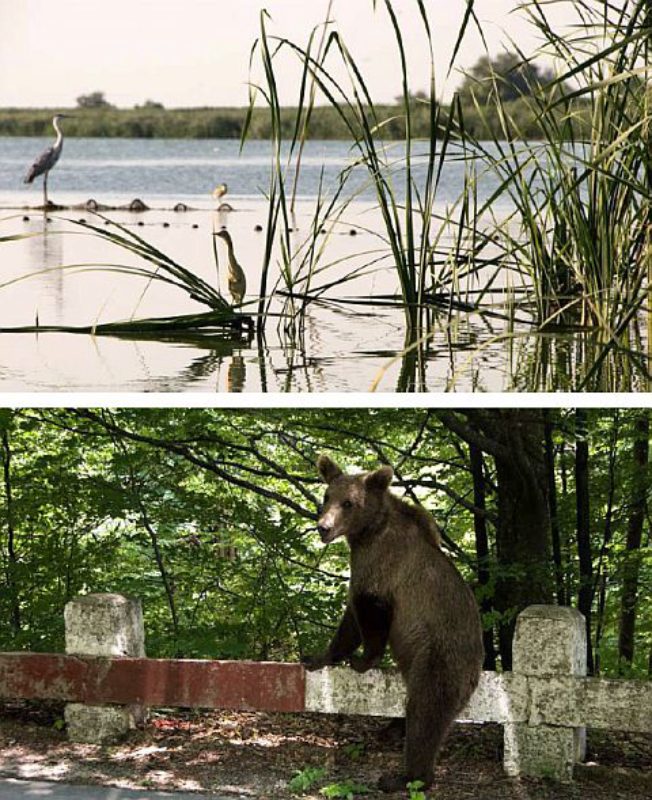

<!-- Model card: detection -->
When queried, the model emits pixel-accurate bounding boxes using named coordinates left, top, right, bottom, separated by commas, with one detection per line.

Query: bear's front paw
left=349, top=654, right=376, bottom=673
left=301, top=654, right=330, bottom=671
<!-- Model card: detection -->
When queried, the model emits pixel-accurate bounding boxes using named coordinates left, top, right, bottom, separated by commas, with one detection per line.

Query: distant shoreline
left=0, top=102, right=582, bottom=141
left=0, top=106, right=417, bottom=140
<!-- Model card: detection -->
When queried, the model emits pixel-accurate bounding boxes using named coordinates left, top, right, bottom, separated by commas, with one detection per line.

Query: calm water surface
left=0, top=138, right=648, bottom=392
left=0, top=137, right=508, bottom=205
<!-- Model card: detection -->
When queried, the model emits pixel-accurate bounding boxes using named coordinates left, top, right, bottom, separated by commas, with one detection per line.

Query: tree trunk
left=437, top=410, right=553, bottom=670
left=469, top=442, right=496, bottom=670
left=544, top=410, right=565, bottom=605
left=492, top=426, right=552, bottom=669
left=593, top=410, right=620, bottom=675
left=575, top=409, right=594, bottom=672
left=1, top=430, right=20, bottom=634
left=618, top=412, right=649, bottom=672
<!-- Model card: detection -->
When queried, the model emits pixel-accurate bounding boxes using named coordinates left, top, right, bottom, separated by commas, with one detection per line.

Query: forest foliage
left=0, top=408, right=649, bottom=680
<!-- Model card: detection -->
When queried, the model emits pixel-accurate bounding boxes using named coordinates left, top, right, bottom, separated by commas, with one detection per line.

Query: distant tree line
left=0, top=54, right=592, bottom=141
left=0, top=104, right=411, bottom=140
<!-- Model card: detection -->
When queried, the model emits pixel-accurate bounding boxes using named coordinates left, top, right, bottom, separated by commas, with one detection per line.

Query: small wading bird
left=214, top=230, right=246, bottom=306
left=24, top=114, right=72, bottom=207
left=212, top=183, right=228, bottom=201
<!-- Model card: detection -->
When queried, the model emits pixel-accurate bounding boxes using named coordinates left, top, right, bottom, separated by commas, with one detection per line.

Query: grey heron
left=214, top=230, right=246, bottom=306
left=24, top=114, right=71, bottom=207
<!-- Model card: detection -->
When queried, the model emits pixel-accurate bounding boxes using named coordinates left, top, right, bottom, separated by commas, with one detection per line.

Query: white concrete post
left=504, top=605, right=587, bottom=782
left=64, top=593, right=146, bottom=743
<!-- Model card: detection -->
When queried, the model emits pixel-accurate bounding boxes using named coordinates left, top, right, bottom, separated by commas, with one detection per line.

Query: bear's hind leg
left=404, top=664, right=462, bottom=787
left=379, top=657, right=462, bottom=792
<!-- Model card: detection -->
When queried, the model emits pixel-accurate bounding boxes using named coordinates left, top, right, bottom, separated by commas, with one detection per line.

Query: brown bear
left=303, top=455, right=484, bottom=793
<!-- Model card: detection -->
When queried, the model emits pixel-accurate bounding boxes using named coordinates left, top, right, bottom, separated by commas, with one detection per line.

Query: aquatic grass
left=456, top=0, right=652, bottom=342
left=245, top=0, right=478, bottom=340
left=0, top=233, right=39, bottom=243
left=245, top=0, right=651, bottom=389
left=243, top=8, right=339, bottom=327
left=0, top=215, right=253, bottom=339
left=0, top=213, right=42, bottom=243
left=70, top=215, right=232, bottom=312
left=0, top=310, right=250, bottom=339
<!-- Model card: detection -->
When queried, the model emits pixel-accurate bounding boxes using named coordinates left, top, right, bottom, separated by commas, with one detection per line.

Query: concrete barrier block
left=505, top=605, right=587, bottom=781
left=463, top=672, right=529, bottom=724
left=64, top=593, right=146, bottom=743
left=64, top=703, right=140, bottom=744
left=305, top=666, right=406, bottom=717
left=504, top=723, right=582, bottom=782
left=64, top=593, right=145, bottom=658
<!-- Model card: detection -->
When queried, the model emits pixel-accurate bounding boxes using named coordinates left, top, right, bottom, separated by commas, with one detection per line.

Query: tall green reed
left=457, top=0, right=651, bottom=349
left=245, top=0, right=477, bottom=340
left=246, top=0, right=650, bottom=388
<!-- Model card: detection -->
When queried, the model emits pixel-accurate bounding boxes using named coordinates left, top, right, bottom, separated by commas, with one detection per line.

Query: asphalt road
left=0, top=778, right=234, bottom=799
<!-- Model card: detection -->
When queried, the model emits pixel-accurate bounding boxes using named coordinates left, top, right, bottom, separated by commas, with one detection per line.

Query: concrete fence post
left=503, top=605, right=587, bottom=782
left=64, top=593, right=146, bottom=743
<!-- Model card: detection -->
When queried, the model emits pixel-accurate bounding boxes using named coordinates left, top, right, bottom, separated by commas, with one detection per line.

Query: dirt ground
left=0, top=702, right=650, bottom=799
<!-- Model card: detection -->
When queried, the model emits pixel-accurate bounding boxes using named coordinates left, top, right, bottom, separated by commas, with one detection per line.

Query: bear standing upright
left=304, top=455, right=484, bottom=793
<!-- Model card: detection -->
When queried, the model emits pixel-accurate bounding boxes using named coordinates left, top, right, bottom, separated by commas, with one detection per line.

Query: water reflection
left=27, top=212, right=64, bottom=322
left=0, top=203, right=650, bottom=393
left=227, top=355, right=246, bottom=393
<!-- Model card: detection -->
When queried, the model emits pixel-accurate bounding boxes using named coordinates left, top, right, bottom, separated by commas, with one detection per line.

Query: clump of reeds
left=248, top=0, right=650, bottom=386
left=0, top=216, right=252, bottom=339
left=458, top=1, right=651, bottom=343
left=245, top=0, right=484, bottom=341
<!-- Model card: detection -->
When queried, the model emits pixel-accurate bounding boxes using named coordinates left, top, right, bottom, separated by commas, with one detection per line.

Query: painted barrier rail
left=1, top=594, right=650, bottom=782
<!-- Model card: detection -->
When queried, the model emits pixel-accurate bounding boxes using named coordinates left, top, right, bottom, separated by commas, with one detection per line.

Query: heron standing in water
left=24, top=114, right=71, bottom=207
left=214, top=230, right=246, bottom=306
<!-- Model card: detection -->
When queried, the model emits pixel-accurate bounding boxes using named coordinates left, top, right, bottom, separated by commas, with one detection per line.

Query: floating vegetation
left=0, top=309, right=252, bottom=341
left=0, top=214, right=253, bottom=341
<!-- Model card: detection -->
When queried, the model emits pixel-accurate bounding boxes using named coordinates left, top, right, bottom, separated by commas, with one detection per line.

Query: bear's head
left=316, top=454, right=394, bottom=544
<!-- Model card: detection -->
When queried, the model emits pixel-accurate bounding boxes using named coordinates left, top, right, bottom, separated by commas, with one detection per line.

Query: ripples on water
left=0, top=137, right=512, bottom=204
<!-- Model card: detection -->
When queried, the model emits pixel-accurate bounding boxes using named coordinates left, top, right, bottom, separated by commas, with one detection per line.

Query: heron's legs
left=43, top=171, right=48, bottom=208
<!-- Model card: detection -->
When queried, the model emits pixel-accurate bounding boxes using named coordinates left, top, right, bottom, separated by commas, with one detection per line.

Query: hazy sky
left=0, top=0, right=577, bottom=108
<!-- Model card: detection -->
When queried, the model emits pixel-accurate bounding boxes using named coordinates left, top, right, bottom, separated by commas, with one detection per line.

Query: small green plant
left=288, top=766, right=328, bottom=794
left=52, top=717, right=65, bottom=731
left=320, top=780, right=371, bottom=799
left=407, top=779, right=428, bottom=799
left=343, top=742, right=365, bottom=761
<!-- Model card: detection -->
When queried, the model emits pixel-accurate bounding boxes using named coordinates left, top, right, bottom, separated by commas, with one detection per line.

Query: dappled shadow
left=1, top=705, right=650, bottom=799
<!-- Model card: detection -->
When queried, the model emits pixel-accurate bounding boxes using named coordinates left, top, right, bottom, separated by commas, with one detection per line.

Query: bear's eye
left=342, top=500, right=353, bottom=510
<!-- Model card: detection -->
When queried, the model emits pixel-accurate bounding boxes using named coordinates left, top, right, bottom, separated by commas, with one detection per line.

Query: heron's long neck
left=52, top=118, right=64, bottom=149
left=224, top=237, right=237, bottom=275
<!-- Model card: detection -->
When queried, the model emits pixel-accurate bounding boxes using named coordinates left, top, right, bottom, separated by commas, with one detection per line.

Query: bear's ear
left=317, top=454, right=343, bottom=484
left=364, top=465, right=393, bottom=493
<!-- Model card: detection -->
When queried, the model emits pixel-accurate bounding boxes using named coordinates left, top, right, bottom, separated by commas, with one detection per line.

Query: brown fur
left=305, top=455, right=484, bottom=792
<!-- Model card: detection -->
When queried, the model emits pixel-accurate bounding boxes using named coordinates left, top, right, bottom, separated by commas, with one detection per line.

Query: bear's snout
left=317, top=523, right=334, bottom=543
left=317, top=516, right=342, bottom=543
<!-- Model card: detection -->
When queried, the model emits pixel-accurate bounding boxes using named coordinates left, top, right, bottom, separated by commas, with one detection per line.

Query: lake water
left=0, top=137, right=648, bottom=393
left=0, top=137, right=507, bottom=207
